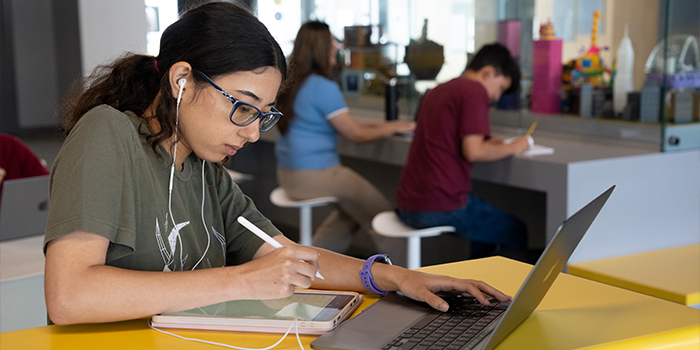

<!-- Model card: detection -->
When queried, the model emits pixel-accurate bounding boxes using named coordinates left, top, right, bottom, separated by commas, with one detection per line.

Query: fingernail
left=440, top=303, right=449, bottom=312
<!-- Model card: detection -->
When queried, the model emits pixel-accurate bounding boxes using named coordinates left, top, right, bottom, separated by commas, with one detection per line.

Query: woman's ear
left=168, top=62, right=193, bottom=100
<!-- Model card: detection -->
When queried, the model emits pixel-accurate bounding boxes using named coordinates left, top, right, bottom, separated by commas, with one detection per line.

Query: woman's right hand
left=234, top=245, right=320, bottom=300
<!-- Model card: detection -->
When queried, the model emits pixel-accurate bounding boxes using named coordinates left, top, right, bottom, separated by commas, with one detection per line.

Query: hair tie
left=154, top=60, right=160, bottom=73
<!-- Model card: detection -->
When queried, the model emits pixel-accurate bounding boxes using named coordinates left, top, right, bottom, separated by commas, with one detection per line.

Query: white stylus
left=237, top=216, right=324, bottom=279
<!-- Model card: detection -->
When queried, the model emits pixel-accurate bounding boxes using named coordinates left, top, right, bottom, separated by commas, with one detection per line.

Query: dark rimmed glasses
left=194, top=70, right=283, bottom=132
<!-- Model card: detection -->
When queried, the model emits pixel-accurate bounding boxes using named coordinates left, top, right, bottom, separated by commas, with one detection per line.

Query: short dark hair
left=466, top=43, right=520, bottom=95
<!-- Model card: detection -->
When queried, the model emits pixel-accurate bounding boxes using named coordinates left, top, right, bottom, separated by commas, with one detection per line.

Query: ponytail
left=61, top=54, right=161, bottom=135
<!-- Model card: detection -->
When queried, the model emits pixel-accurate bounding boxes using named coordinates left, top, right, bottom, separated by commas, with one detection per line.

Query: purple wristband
left=360, top=254, right=392, bottom=296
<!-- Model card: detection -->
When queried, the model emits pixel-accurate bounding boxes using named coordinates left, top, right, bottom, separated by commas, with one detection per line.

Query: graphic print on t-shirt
left=213, top=227, right=226, bottom=258
left=155, top=215, right=190, bottom=272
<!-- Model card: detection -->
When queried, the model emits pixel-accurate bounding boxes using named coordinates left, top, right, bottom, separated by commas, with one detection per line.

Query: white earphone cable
left=156, top=80, right=304, bottom=350
left=148, top=317, right=306, bottom=350
left=167, top=79, right=211, bottom=271
left=191, top=159, right=210, bottom=270
left=167, top=80, right=185, bottom=267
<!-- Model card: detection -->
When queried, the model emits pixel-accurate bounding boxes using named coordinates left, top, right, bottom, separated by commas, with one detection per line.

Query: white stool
left=372, top=211, right=456, bottom=270
left=269, top=187, right=337, bottom=246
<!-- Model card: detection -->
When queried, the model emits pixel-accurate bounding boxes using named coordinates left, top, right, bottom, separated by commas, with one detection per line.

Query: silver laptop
left=0, top=175, right=51, bottom=242
left=311, top=185, right=615, bottom=350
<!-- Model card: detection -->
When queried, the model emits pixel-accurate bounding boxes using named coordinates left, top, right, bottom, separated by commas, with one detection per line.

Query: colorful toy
left=570, top=10, right=610, bottom=87
left=539, top=20, right=556, bottom=41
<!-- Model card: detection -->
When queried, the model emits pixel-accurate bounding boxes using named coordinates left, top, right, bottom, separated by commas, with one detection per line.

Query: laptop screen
left=0, top=175, right=51, bottom=241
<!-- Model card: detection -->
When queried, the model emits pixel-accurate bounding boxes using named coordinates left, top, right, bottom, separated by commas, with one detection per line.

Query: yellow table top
left=1, top=256, right=698, bottom=350
left=568, top=244, right=700, bottom=305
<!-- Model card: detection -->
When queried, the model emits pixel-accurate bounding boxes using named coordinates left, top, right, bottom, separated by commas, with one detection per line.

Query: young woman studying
left=43, top=2, right=510, bottom=326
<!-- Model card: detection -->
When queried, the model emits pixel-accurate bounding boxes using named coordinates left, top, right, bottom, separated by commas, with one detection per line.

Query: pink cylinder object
left=531, top=39, right=563, bottom=114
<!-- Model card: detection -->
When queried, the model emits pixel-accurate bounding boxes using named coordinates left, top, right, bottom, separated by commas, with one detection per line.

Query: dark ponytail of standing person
left=61, top=1, right=287, bottom=154
left=276, top=21, right=332, bottom=134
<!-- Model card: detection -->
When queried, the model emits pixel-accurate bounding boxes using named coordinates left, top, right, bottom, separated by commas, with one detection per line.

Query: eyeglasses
left=194, top=70, right=283, bottom=132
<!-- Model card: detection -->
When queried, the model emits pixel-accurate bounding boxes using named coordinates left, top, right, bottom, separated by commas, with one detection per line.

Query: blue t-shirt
left=275, top=74, right=348, bottom=170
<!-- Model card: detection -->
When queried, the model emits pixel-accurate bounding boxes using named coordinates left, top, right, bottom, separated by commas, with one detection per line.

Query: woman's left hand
left=385, top=268, right=512, bottom=312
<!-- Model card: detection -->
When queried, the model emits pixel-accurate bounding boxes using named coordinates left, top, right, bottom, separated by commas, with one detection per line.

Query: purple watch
left=360, top=254, right=393, bottom=296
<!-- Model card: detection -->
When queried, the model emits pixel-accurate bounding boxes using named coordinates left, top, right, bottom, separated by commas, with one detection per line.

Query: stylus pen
left=237, top=216, right=324, bottom=279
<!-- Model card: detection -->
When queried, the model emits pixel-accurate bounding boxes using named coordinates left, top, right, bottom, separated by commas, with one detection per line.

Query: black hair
left=61, top=2, right=287, bottom=154
left=466, top=43, right=520, bottom=95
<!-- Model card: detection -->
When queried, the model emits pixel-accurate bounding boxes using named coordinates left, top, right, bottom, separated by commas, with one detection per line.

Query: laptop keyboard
left=381, top=295, right=509, bottom=350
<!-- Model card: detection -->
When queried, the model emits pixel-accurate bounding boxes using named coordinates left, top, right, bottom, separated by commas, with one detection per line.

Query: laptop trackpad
left=311, top=293, right=431, bottom=350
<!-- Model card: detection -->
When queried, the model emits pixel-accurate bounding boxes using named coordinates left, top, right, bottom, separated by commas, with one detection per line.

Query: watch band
left=360, top=254, right=392, bottom=296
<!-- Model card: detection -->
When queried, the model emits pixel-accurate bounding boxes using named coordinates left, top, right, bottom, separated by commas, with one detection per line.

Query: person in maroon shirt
left=0, top=133, right=50, bottom=203
left=396, top=43, right=530, bottom=259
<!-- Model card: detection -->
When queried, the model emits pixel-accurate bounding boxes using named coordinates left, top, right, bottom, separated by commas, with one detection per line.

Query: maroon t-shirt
left=396, top=77, right=491, bottom=212
left=0, top=134, right=50, bottom=201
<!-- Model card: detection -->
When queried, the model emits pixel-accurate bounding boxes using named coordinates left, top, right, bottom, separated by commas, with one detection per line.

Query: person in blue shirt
left=275, top=21, right=415, bottom=262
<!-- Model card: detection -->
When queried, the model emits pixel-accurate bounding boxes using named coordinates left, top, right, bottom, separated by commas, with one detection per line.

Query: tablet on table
left=151, top=290, right=363, bottom=335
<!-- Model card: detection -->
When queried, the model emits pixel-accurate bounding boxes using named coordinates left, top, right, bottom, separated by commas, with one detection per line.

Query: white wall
left=474, top=0, right=499, bottom=56
left=569, top=150, right=700, bottom=264
left=78, top=0, right=148, bottom=78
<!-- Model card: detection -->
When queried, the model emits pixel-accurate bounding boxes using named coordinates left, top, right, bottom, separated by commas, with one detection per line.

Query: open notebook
left=504, top=136, right=554, bottom=156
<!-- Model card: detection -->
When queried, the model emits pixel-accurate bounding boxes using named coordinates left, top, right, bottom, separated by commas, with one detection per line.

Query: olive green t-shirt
left=44, top=105, right=281, bottom=271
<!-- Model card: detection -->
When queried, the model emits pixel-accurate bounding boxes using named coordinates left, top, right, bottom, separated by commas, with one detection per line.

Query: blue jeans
left=396, top=194, right=527, bottom=259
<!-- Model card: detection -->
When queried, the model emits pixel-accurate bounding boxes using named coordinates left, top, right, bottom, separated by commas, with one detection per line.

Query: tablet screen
left=164, top=292, right=356, bottom=322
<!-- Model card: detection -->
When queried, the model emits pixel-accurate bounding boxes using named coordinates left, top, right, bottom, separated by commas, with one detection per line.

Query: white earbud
left=176, top=78, right=186, bottom=107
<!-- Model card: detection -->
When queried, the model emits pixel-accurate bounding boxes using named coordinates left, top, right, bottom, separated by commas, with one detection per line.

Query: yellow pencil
left=525, top=121, right=538, bottom=137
